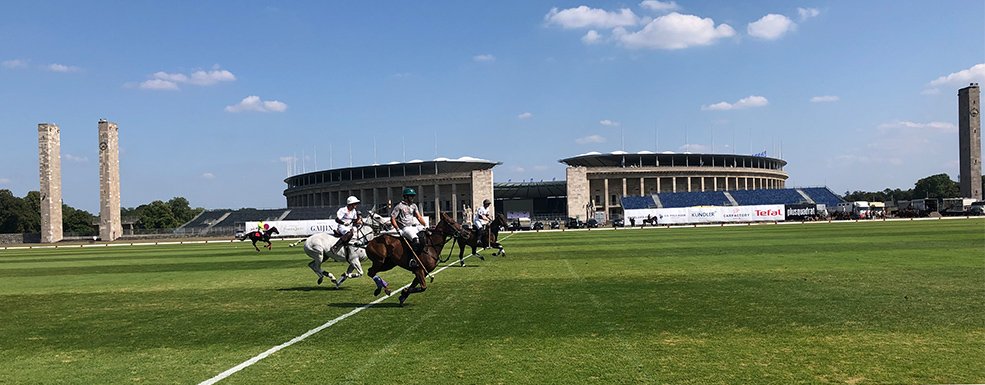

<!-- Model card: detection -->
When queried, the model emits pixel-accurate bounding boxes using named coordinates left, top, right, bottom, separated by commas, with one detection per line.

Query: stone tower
left=98, top=119, right=122, bottom=241
left=958, top=84, right=981, bottom=200
left=38, top=123, right=63, bottom=243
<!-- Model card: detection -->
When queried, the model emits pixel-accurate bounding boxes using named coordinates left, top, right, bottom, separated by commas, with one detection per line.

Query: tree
left=167, top=197, right=202, bottom=224
left=0, top=190, right=38, bottom=233
left=62, top=205, right=96, bottom=236
left=912, top=173, right=960, bottom=199
left=139, top=201, right=180, bottom=229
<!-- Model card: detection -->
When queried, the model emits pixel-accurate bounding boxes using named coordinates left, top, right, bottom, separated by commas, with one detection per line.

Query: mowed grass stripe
left=0, top=219, right=982, bottom=384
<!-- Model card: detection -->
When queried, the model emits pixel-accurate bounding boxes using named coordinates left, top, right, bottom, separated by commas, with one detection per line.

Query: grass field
left=1, top=219, right=983, bottom=384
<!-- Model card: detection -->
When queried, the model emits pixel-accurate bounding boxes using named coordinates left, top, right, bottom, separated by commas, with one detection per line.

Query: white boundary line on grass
left=198, top=233, right=514, bottom=385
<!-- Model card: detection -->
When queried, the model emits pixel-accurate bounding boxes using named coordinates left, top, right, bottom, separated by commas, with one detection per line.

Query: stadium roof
left=559, top=151, right=787, bottom=168
left=494, top=181, right=567, bottom=199
left=285, top=156, right=501, bottom=183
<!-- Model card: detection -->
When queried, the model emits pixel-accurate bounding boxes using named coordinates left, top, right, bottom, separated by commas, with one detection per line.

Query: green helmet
left=402, top=188, right=417, bottom=196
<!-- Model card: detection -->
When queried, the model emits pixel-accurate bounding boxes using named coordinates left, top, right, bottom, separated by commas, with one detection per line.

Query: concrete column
left=603, top=178, right=609, bottom=217
left=471, top=169, right=494, bottom=220
left=565, top=167, right=589, bottom=220
left=38, top=123, right=63, bottom=243
left=98, top=120, right=122, bottom=241
left=686, top=176, right=692, bottom=192
left=959, top=84, right=982, bottom=200
left=434, top=183, right=441, bottom=220
left=451, top=183, right=458, bottom=222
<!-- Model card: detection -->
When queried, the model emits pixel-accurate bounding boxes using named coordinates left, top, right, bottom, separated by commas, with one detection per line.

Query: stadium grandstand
left=561, top=151, right=789, bottom=221
left=620, top=187, right=844, bottom=210
left=282, top=157, right=499, bottom=224
left=493, top=181, right=567, bottom=220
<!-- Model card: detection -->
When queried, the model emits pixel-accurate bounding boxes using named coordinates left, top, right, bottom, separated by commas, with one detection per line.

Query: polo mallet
left=399, top=236, right=435, bottom=282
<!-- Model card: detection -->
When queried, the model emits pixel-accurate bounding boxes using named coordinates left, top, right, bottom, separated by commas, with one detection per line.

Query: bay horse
left=244, top=226, right=279, bottom=252
left=456, top=213, right=509, bottom=266
left=365, top=212, right=464, bottom=306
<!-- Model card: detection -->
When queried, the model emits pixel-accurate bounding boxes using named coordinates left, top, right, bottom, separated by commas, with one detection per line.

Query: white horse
left=301, top=212, right=392, bottom=288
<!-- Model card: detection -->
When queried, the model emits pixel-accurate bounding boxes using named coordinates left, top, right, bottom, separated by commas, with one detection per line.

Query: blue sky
left=1, top=1, right=983, bottom=212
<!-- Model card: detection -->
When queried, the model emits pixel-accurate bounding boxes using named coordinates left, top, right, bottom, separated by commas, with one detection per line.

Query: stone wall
left=566, top=166, right=589, bottom=220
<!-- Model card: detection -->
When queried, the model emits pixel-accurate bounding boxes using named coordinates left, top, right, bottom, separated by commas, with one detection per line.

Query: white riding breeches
left=398, top=225, right=423, bottom=243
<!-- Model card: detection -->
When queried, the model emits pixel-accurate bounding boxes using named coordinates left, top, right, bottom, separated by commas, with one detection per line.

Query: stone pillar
left=451, top=183, right=458, bottom=222
left=98, top=120, right=122, bottom=241
left=565, top=166, right=589, bottom=220
left=471, top=169, right=494, bottom=219
left=959, top=83, right=982, bottom=200
left=433, top=183, right=441, bottom=220
left=38, top=123, right=63, bottom=243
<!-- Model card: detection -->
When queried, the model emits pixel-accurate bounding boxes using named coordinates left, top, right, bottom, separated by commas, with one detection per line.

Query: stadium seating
left=656, top=191, right=731, bottom=208
left=620, top=195, right=656, bottom=210
left=281, top=207, right=337, bottom=220
left=800, top=187, right=845, bottom=206
left=729, top=189, right=806, bottom=205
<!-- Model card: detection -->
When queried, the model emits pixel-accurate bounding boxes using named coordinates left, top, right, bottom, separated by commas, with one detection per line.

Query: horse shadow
left=277, top=286, right=335, bottom=292
left=327, top=302, right=404, bottom=308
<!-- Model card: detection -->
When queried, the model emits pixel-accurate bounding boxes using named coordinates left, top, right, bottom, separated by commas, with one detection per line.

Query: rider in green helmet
left=390, top=187, right=428, bottom=250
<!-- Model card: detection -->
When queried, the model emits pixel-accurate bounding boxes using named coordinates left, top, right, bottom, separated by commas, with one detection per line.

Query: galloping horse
left=456, top=213, right=509, bottom=266
left=300, top=212, right=389, bottom=288
left=244, top=226, right=279, bottom=252
left=365, top=212, right=463, bottom=305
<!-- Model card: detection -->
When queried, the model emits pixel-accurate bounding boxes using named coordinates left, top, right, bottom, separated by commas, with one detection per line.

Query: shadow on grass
left=327, top=302, right=404, bottom=308
left=277, top=286, right=337, bottom=292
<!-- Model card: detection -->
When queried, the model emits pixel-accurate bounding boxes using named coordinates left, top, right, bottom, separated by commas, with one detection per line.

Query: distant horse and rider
left=455, top=213, right=509, bottom=266
left=242, top=226, right=279, bottom=252
left=365, top=211, right=464, bottom=306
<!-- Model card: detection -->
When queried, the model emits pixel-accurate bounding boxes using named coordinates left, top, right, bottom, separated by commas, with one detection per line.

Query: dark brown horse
left=365, top=212, right=464, bottom=305
left=455, top=213, right=509, bottom=266
left=243, top=226, right=279, bottom=252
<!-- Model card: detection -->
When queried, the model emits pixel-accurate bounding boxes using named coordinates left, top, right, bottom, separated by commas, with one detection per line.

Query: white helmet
left=346, top=196, right=360, bottom=205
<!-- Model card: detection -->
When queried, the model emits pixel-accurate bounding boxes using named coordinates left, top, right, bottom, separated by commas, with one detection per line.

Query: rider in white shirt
left=473, top=199, right=492, bottom=230
left=331, top=196, right=363, bottom=253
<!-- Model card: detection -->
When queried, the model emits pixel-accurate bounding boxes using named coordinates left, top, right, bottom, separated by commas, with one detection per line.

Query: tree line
left=842, top=173, right=981, bottom=202
left=0, top=190, right=203, bottom=235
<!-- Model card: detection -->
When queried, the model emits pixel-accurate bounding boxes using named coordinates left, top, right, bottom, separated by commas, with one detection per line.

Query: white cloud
left=640, top=1, right=680, bottom=13
left=0, top=178, right=10, bottom=184
left=46, top=63, right=81, bottom=73
left=747, top=14, right=796, bottom=40
left=2, top=59, right=27, bottom=69
left=545, top=6, right=639, bottom=29
left=810, top=95, right=839, bottom=103
left=473, top=54, right=495, bottom=62
left=798, top=7, right=820, bottom=21
left=63, top=153, right=88, bottom=162
left=517, top=112, right=533, bottom=120
left=201, top=172, right=215, bottom=180
left=576, top=134, right=607, bottom=144
left=877, top=120, right=956, bottom=132
left=925, top=63, right=985, bottom=93
left=702, top=95, right=769, bottom=110
left=599, top=119, right=620, bottom=127
left=225, top=96, right=288, bottom=113
left=614, top=12, right=736, bottom=50
left=139, top=79, right=179, bottom=90
left=513, top=166, right=526, bottom=173
left=136, top=67, right=236, bottom=90
left=582, top=30, right=603, bottom=44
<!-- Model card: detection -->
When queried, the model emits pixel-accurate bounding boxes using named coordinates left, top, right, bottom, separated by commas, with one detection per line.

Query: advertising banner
left=784, top=204, right=818, bottom=220
left=245, top=220, right=337, bottom=237
left=624, top=204, right=785, bottom=225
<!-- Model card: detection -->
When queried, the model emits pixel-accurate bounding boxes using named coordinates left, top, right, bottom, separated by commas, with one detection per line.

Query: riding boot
left=330, top=231, right=354, bottom=253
